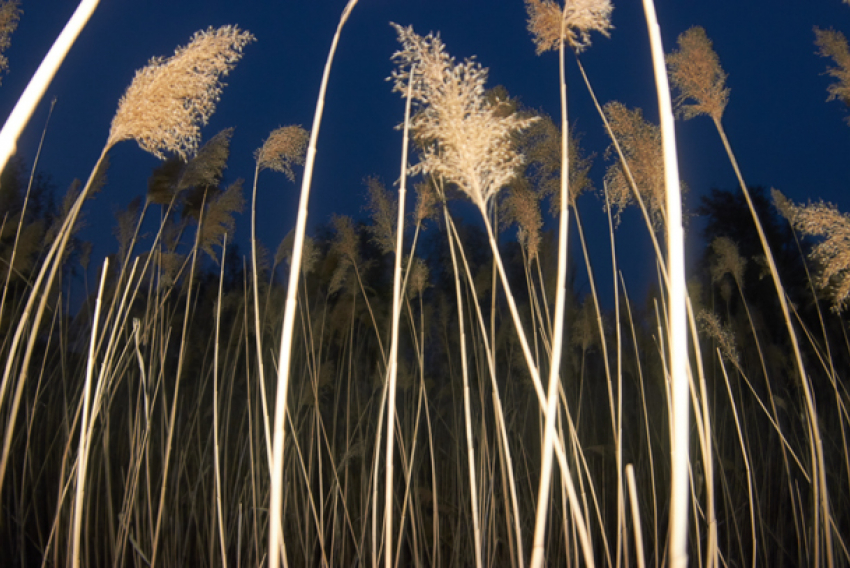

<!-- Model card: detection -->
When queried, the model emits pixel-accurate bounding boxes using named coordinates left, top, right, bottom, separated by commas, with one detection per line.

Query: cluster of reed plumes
left=1, top=1, right=850, bottom=567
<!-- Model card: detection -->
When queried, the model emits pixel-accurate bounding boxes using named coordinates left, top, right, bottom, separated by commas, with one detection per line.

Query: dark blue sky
left=2, top=1, right=849, bottom=299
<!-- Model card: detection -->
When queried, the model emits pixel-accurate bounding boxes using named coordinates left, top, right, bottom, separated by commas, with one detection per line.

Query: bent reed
left=0, top=1, right=849, bottom=567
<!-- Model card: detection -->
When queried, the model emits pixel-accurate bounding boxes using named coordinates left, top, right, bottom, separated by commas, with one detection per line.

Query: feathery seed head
left=391, top=24, right=537, bottom=211
left=667, top=26, right=729, bottom=121
left=198, top=179, right=245, bottom=261
left=256, top=125, right=309, bottom=180
left=501, top=180, right=542, bottom=260
left=525, top=0, right=613, bottom=55
left=108, top=25, right=254, bottom=160
left=815, top=27, right=850, bottom=124
left=710, top=236, right=746, bottom=290
left=519, top=114, right=594, bottom=213
left=414, top=181, right=439, bottom=223
left=603, top=102, right=665, bottom=229
left=698, top=310, right=741, bottom=371
left=407, top=256, right=430, bottom=299
left=771, top=188, right=797, bottom=224
left=364, top=177, right=397, bottom=255
left=0, top=0, right=21, bottom=82
left=179, top=127, right=234, bottom=191
left=278, top=229, right=319, bottom=275
left=777, top=194, right=850, bottom=312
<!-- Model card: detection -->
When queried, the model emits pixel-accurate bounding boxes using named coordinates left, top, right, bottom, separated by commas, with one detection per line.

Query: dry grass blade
left=108, top=25, right=254, bottom=160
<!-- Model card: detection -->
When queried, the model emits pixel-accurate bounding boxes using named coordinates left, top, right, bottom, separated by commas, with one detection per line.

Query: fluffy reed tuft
left=363, top=176, right=397, bottom=255
left=815, top=27, right=850, bottom=124
left=276, top=230, right=319, bottom=276
left=525, top=0, right=613, bottom=55
left=603, top=101, right=665, bottom=229
left=773, top=189, right=850, bottom=312
left=180, top=128, right=235, bottom=190
left=710, top=236, right=746, bottom=290
left=502, top=180, right=543, bottom=260
left=256, top=125, right=309, bottom=180
left=108, top=25, right=254, bottom=160
left=198, top=179, right=245, bottom=261
left=697, top=310, right=741, bottom=371
left=390, top=24, right=537, bottom=211
left=0, top=0, right=20, bottom=82
left=667, top=26, right=729, bottom=121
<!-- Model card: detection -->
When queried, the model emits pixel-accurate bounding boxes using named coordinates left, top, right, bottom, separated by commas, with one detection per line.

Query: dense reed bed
left=1, top=1, right=849, bottom=566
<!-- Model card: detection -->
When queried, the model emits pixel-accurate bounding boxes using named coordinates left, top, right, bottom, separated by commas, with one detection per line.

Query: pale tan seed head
left=391, top=24, right=537, bottom=211
left=572, top=294, right=600, bottom=352
left=519, top=113, right=594, bottom=214
left=179, top=127, right=234, bottom=191
left=775, top=193, right=850, bottom=312
left=815, top=27, right=850, bottom=125
left=697, top=310, right=741, bottom=371
left=0, top=0, right=21, bottom=83
left=406, top=255, right=430, bottom=299
left=108, top=25, right=254, bottom=160
left=525, top=0, right=613, bottom=55
left=501, top=180, right=542, bottom=260
left=363, top=176, right=397, bottom=256
left=198, top=179, right=245, bottom=261
left=710, top=236, right=746, bottom=290
left=667, top=26, right=729, bottom=121
left=256, top=125, right=309, bottom=180
left=277, top=229, right=319, bottom=275
left=603, top=101, right=665, bottom=229
left=414, top=180, right=439, bottom=223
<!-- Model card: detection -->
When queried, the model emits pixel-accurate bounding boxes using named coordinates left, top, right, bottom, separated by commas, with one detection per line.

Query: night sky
left=2, top=1, right=849, bottom=301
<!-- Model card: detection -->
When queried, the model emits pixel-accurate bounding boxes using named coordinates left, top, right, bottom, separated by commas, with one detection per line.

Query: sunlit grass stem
left=267, top=4, right=358, bottom=568
left=641, top=2, right=690, bottom=567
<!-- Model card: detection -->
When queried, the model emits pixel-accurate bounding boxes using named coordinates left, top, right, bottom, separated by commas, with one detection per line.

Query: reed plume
left=108, top=25, right=254, bottom=160
left=180, top=127, right=235, bottom=190
left=198, top=179, right=245, bottom=261
left=666, top=26, right=729, bottom=121
left=0, top=0, right=20, bottom=83
left=390, top=23, right=537, bottom=212
left=525, top=0, right=612, bottom=55
left=815, top=27, right=850, bottom=123
left=710, top=236, right=746, bottom=290
left=364, top=176, right=397, bottom=255
left=603, top=101, right=665, bottom=229
left=774, top=188, right=850, bottom=312
left=698, top=310, right=741, bottom=371
left=256, top=125, right=309, bottom=180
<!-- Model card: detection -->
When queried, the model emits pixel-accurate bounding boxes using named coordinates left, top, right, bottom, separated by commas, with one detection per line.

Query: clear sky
left=2, top=1, right=849, bottom=299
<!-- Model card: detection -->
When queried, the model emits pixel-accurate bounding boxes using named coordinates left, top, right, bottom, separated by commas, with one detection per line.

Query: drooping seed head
left=109, top=26, right=255, bottom=160
left=256, top=125, right=309, bottom=180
